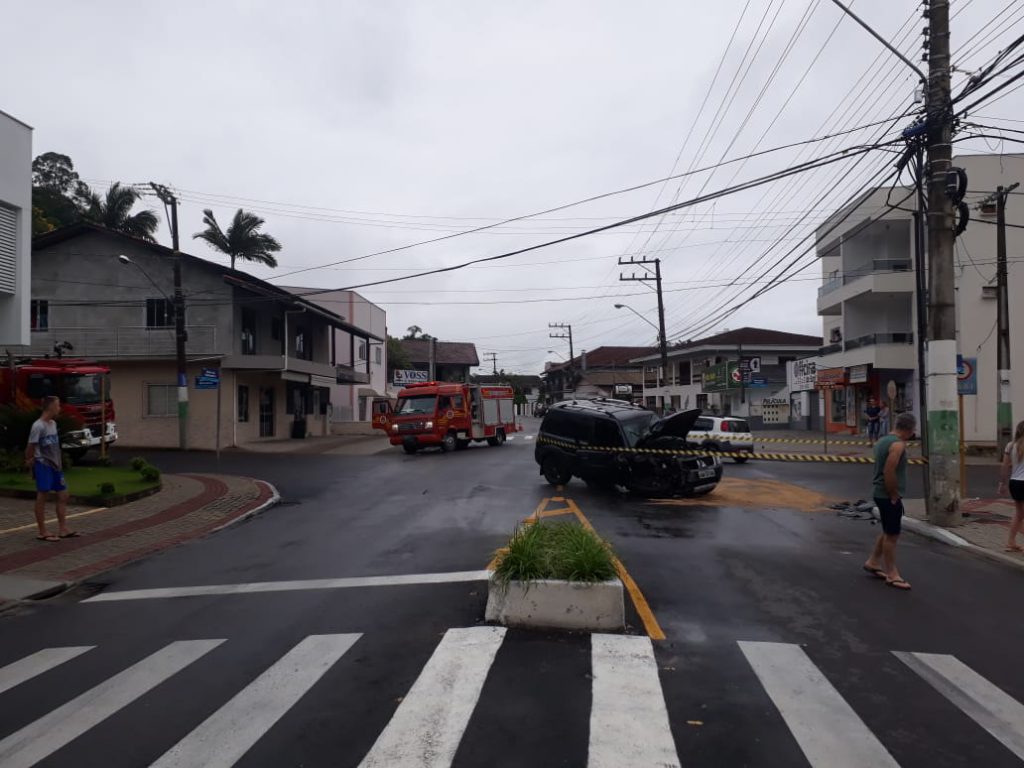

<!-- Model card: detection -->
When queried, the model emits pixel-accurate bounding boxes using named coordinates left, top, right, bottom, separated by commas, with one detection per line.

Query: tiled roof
left=548, top=346, right=653, bottom=372
left=400, top=339, right=480, bottom=366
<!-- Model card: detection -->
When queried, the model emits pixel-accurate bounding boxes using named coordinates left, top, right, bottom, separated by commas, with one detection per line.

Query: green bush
left=0, top=449, right=26, bottom=472
left=140, top=465, right=160, bottom=482
left=98, top=481, right=116, bottom=495
left=95, top=455, right=112, bottom=467
left=493, top=521, right=616, bottom=586
left=130, top=457, right=147, bottom=471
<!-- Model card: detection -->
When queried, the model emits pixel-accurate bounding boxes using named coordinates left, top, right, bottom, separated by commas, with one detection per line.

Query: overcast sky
left=3, top=1, right=1021, bottom=373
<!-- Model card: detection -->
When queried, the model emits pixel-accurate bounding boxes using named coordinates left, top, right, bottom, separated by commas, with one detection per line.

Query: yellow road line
left=0, top=506, right=108, bottom=536
left=564, top=498, right=666, bottom=642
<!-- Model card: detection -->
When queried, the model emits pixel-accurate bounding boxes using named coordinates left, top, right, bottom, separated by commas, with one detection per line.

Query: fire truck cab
left=373, top=381, right=520, bottom=454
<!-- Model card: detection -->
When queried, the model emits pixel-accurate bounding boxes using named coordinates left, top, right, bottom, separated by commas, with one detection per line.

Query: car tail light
left=720, top=421, right=730, bottom=432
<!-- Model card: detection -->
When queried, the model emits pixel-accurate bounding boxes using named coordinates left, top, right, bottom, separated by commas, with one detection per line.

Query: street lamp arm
left=828, top=0, right=927, bottom=84
left=119, top=255, right=172, bottom=303
left=614, top=303, right=660, bottom=333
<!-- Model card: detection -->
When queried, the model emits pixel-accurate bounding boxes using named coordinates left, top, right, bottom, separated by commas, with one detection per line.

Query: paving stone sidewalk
left=0, top=473, right=277, bottom=603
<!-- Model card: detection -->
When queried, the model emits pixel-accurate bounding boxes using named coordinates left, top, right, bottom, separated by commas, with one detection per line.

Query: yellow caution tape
left=754, top=436, right=919, bottom=447
left=535, top=436, right=928, bottom=465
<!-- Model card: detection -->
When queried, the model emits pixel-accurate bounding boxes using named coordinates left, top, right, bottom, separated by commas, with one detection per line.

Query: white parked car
left=686, top=416, right=754, bottom=463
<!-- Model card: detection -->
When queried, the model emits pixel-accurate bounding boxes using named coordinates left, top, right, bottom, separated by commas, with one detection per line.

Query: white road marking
left=895, top=651, right=1024, bottom=759
left=84, top=570, right=492, bottom=603
left=524, top=435, right=535, bottom=441
left=588, top=634, right=679, bottom=768
left=358, top=626, right=505, bottom=768
left=151, top=634, right=361, bottom=768
left=0, top=639, right=223, bottom=768
left=0, top=647, right=94, bottom=695
left=738, top=641, right=899, bottom=768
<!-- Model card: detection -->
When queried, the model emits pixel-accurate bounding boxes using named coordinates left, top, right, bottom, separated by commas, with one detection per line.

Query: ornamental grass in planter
left=487, top=521, right=624, bottom=631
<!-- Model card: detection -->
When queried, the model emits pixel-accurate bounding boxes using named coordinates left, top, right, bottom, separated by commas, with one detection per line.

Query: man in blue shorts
left=862, top=411, right=916, bottom=590
left=24, top=396, right=77, bottom=542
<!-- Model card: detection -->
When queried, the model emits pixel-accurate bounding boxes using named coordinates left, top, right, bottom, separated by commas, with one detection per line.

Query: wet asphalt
left=0, top=423, right=1021, bottom=767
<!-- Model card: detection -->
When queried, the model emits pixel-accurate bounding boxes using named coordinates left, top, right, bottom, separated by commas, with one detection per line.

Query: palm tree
left=192, top=208, right=282, bottom=270
left=84, top=182, right=159, bottom=241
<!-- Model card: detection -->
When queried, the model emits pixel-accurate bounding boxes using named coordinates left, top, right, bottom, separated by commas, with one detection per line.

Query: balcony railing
left=844, top=332, right=914, bottom=350
left=818, top=342, right=843, bottom=355
left=818, top=259, right=913, bottom=297
left=26, top=326, right=218, bottom=359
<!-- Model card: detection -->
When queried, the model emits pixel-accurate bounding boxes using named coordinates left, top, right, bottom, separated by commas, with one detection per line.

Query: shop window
left=831, top=388, right=847, bottom=424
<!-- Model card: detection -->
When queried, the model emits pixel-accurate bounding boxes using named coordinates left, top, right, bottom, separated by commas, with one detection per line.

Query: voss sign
left=393, top=369, right=430, bottom=386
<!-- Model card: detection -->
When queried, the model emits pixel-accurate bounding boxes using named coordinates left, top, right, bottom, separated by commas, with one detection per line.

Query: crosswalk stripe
left=738, top=641, right=899, bottom=768
left=588, top=634, right=679, bottom=768
left=358, top=626, right=505, bottom=768
left=895, top=651, right=1024, bottom=760
left=0, top=647, right=94, bottom=696
left=151, top=633, right=361, bottom=768
left=0, top=639, right=223, bottom=768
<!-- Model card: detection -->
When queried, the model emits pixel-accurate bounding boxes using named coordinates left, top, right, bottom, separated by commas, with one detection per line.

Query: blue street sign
left=957, top=354, right=977, bottom=396
left=195, top=367, right=220, bottom=390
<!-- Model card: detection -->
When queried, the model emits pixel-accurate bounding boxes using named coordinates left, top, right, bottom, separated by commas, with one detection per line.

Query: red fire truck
left=373, top=381, right=520, bottom=454
left=0, top=358, right=117, bottom=458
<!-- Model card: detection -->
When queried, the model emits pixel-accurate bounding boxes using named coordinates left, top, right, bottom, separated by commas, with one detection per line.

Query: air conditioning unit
left=982, top=285, right=997, bottom=300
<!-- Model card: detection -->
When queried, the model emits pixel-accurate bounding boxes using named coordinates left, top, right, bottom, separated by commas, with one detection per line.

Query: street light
left=119, top=254, right=171, bottom=301
left=614, top=303, right=660, bottom=333
left=615, top=303, right=666, bottom=411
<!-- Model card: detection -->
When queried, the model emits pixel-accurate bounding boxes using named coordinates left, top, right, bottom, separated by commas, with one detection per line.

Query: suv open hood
left=647, top=408, right=701, bottom=439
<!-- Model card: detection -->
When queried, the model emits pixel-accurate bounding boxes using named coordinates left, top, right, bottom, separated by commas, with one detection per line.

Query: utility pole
left=993, top=183, right=1019, bottom=453
left=923, top=0, right=961, bottom=526
left=484, top=352, right=498, bottom=375
left=549, top=323, right=575, bottom=397
left=149, top=183, right=189, bottom=451
left=619, top=257, right=669, bottom=413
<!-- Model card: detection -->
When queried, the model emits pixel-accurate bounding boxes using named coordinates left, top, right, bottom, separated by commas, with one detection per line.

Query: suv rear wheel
left=542, top=455, right=572, bottom=486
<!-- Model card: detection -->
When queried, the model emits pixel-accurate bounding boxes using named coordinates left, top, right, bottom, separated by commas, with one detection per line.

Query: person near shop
left=998, top=420, right=1024, bottom=553
left=878, top=401, right=891, bottom=436
left=864, top=396, right=882, bottom=442
left=863, top=411, right=916, bottom=590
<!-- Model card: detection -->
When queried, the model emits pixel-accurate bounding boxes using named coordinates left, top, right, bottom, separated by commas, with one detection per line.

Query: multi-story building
left=542, top=347, right=650, bottom=402
left=631, top=327, right=821, bottom=423
left=814, top=153, right=1024, bottom=445
left=397, top=339, right=479, bottom=384
left=0, top=110, right=32, bottom=346
left=25, top=223, right=381, bottom=449
left=281, top=287, right=387, bottom=424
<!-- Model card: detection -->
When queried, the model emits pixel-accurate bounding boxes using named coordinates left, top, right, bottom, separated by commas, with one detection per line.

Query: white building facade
left=815, top=153, right=1024, bottom=446
left=0, top=111, right=32, bottom=346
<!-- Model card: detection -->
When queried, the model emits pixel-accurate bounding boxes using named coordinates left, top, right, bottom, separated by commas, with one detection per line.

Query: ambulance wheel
left=487, top=430, right=506, bottom=447
left=542, top=456, right=572, bottom=486
left=440, top=432, right=457, bottom=452
left=402, top=443, right=418, bottom=455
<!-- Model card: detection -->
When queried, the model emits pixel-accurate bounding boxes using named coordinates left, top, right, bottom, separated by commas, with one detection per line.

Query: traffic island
left=485, top=521, right=625, bottom=631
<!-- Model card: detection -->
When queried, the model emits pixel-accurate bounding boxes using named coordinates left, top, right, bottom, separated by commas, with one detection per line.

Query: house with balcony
left=397, top=339, right=479, bottom=384
left=25, top=223, right=381, bottom=449
left=630, top=327, right=821, bottom=423
left=542, top=347, right=650, bottom=402
left=814, top=153, right=1024, bottom=444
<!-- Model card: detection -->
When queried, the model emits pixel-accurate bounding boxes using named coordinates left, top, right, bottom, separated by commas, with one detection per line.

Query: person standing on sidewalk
left=24, top=396, right=77, bottom=542
left=879, top=401, right=891, bottom=436
left=864, top=396, right=882, bottom=442
left=998, top=420, right=1024, bottom=552
left=863, top=411, right=916, bottom=590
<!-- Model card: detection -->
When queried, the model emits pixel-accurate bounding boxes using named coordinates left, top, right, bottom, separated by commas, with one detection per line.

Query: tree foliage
left=31, top=152, right=92, bottom=235
left=82, top=182, right=159, bottom=242
left=387, top=336, right=411, bottom=374
left=403, top=325, right=434, bottom=340
left=193, top=208, right=282, bottom=270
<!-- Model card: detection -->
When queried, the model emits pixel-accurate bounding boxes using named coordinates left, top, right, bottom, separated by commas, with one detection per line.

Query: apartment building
left=0, top=110, right=31, bottom=346
left=814, top=153, right=1024, bottom=445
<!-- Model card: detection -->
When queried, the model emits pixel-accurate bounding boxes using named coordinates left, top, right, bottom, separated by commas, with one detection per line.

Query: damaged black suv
left=534, top=399, right=722, bottom=496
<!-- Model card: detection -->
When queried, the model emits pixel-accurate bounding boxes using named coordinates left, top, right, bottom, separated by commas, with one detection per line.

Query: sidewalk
left=0, top=473, right=278, bottom=604
left=236, top=434, right=391, bottom=456
left=899, top=497, right=1024, bottom=569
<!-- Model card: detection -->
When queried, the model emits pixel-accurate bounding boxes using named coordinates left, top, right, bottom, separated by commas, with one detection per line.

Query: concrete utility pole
left=995, top=183, right=1019, bottom=453
left=484, top=352, right=498, bottom=375
left=149, top=183, right=189, bottom=451
left=548, top=323, right=575, bottom=396
left=619, top=256, right=669, bottom=413
left=924, top=1, right=961, bottom=526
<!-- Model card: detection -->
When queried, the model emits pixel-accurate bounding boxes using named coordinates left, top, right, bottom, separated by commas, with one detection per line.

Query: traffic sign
left=956, top=354, right=977, bottom=395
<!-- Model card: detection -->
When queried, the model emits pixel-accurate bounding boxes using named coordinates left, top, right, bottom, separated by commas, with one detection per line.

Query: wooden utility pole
left=619, top=257, right=669, bottom=413
left=548, top=323, right=574, bottom=397
left=924, top=0, right=960, bottom=526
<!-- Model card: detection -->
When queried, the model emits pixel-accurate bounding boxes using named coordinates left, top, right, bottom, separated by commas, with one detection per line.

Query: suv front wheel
left=542, top=455, right=572, bottom=486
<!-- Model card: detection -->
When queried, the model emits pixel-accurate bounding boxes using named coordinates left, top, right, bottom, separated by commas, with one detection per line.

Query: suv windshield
left=619, top=412, right=655, bottom=447
left=63, top=373, right=109, bottom=405
left=396, top=395, right=436, bottom=415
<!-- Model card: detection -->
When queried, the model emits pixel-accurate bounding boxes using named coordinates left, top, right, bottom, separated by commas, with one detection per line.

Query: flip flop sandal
left=862, top=565, right=887, bottom=579
left=59, top=532, right=81, bottom=539
left=886, top=578, right=912, bottom=590
left=1004, top=546, right=1023, bottom=553
left=36, top=535, right=60, bottom=543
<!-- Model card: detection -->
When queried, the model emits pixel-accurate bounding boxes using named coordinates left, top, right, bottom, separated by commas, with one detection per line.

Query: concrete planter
left=485, top=575, right=624, bottom=631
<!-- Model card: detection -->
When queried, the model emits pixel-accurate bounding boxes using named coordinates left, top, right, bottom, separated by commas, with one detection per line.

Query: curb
left=872, top=506, right=1024, bottom=572
left=210, top=480, right=280, bottom=533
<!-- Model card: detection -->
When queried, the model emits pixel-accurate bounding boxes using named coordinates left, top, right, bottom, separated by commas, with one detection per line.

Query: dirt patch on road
left=648, top=477, right=836, bottom=513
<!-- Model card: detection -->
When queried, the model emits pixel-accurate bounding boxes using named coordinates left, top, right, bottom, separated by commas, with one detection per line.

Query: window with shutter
left=0, top=205, right=16, bottom=295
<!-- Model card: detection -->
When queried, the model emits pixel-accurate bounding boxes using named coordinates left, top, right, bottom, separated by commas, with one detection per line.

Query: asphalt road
left=0, top=424, right=1021, bottom=767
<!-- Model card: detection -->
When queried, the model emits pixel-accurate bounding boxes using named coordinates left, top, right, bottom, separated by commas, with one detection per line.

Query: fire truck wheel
left=440, top=432, right=458, bottom=452
left=487, top=430, right=506, bottom=447
left=542, top=456, right=572, bottom=486
left=402, top=443, right=418, bottom=455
